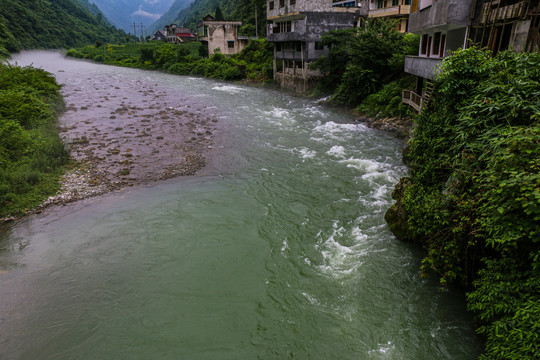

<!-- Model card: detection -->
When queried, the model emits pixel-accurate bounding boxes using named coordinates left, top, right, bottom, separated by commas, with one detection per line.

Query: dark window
left=228, top=40, right=235, bottom=48
left=286, top=21, right=291, bottom=32
left=269, top=1, right=274, bottom=10
left=290, top=0, right=295, bottom=5
left=392, top=0, right=399, bottom=6
left=296, top=42, right=302, bottom=51
left=315, top=42, right=324, bottom=50
left=276, top=43, right=282, bottom=51
left=421, top=34, right=428, bottom=54
left=432, top=32, right=441, bottom=55
left=377, top=0, right=384, bottom=8
left=405, top=0, right=411, bottom=4
left=279, top=0, right=284, bottom=7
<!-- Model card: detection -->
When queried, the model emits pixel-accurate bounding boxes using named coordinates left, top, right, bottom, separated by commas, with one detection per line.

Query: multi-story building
left=402, top=0, right=539, bottom=112
left=267, top=0, right=368, bottom=92
left=368, top=0, right=412, bottom=33
left=197, top=15, right=252, bottom=56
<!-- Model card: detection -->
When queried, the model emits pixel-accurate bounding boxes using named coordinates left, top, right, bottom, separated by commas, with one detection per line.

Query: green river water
left=0, top=52, right=482, bottom=359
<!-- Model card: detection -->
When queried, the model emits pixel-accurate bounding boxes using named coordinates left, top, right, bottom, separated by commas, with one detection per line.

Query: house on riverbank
left=266, top=0, right=368, bottom=92
left=196, top=15, right=255, bottom=56
left=402, top=0, right=540, bottom=113
left=152, top=24, right=195, bottom=43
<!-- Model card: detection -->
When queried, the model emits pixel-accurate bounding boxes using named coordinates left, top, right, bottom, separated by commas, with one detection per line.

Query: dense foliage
left=67, top=39, right=274, bottom=81
left=0, top=63, right=69, bottom=217
left=392, top=48, right=539, bottom=359
left=0, top=0, right=129, bottom=56
left=311, top=19, right=418, bottom=115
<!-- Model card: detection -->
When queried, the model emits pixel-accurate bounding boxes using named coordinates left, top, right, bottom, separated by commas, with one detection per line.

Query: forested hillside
left=156, top=0, right=266, bottom=36
left=0, top=0, right=128, bottom=57
left=149, top=0, right=193, bottom=34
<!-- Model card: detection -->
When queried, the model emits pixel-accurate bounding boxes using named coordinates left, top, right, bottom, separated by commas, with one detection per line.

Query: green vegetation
left=67, top=39, right=274, bottom=81
left=311, top=19, right=419, bottom=118
left=0, top=63, right=69, bottom=218
left=0, top=0, right=129, bottom=57
left=387, top=48, right=539, bottom=359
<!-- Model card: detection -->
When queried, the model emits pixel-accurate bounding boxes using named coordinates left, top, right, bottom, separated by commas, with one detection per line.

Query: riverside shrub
left=67, top=39, right=274, bottom=82
left=398, top=47, right=539, bottom=359
left=0, top=64, right=68, bottom=217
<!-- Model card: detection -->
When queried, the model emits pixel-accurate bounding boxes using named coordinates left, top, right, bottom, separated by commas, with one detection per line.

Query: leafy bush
left=311, top=19, right=419, bottom=107
left=359, top=76, right=415, bottom=118
left=0, top=64, right=68, bottom=217
left=392, top=48, right=540, bottom=359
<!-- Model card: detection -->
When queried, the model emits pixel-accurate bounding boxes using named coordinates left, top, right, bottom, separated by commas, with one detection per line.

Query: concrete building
left=196, top=15, right=251, bottom=56
left=402, top=0, right=539, bottom=112
left=368, top=0, right=412, bottom=33
left=267, top=0, right=368, bottom=92
left=402, top=0, right=474, bottom=111
left=469, top=0, right=540, bottom=54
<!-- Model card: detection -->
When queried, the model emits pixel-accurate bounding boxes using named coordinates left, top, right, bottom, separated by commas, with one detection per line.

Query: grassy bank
left=0, top=63, right=69, bottom=218
left=386, top=48, right=539, bottom=359
left=66, top=40, right=274, bottom=82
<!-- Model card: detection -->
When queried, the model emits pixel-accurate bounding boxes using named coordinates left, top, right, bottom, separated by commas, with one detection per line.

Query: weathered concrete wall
left=201, top=21, right=242, bottom=55
left=408, top=0, right=472, bottom=33
left=445, top=27, right=466, bottom=54
left=509, top=19, right=532, bottom=52
left=404, top=56, right=442, bottom=80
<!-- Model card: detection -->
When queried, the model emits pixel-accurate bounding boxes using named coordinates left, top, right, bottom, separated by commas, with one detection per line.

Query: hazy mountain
left=88, top=0, right=175, bottom=33
left=149, top=0, right=193, bottom=33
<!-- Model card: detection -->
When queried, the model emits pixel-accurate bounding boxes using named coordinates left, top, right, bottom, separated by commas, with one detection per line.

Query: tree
left=214, top=5, right=225, bottom=21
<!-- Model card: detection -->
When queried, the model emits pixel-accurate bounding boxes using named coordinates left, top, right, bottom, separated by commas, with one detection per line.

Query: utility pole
left=140, top=23, right=144, bottom=42
left=133, top=22, right=137, bottom=41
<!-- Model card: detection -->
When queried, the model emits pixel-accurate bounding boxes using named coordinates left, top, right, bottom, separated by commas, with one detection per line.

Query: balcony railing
left=478, top=1, right=527, bottom=24
left=369, top=5, right=411, bottom=17
left=402, top=89, right=422, bottom=113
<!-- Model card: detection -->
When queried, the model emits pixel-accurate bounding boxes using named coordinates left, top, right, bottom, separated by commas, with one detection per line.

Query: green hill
left=0, top=0, right=129, bottom=57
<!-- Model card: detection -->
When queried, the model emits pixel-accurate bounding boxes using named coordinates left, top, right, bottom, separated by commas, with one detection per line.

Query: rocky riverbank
left=1, top=69, right=220, bottom=224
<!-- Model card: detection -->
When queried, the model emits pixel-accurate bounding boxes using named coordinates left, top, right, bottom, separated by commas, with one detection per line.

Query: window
left=280, top=0, right=284, bottom=7
left=377, top=0, right=384, bottom=8
left=228, top=40, right=235, bottom=49
left=392, top=0, right=399, bottom=6
left=421, top=34, right=428, bottom=54
left=296, top=42, right=302, bottom=52
left=315, top=42, right=324, bottom=50
left=269, top=1, right=274, bottom=10
left=286, top=21, right=292, bottom=32
left=405, top=0, right=411, bottom=4
left=432, top=32, right=441, bottom=56
left=276, top=43, right=282, bottom=51
left=290, top=0, right=295, bottom=5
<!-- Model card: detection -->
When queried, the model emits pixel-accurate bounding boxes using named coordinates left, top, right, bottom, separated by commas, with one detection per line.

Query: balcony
left=369, top=5, right=411, bottom=18
left=402, top=89, right=423, bottom=113
left=408, top=0, right=473, bottom=33
left=404, top=55, right=442, bottom=80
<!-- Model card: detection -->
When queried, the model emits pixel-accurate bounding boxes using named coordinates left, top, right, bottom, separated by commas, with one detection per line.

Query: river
left=1, top=51, right=482, bottom=359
